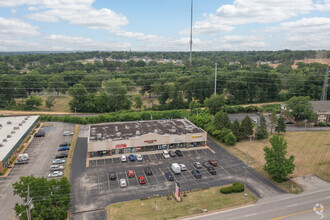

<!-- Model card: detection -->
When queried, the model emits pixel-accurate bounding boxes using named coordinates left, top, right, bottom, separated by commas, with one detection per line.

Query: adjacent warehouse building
left=88, top=118, right=207, bottom=158
left=0, top=115, right=39, bottom=172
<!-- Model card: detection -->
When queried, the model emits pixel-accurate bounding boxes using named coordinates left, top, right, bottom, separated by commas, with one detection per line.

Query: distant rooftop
left=0, top=115, right=39, bottom=161
left=311, top=101, right=330, bottom=112
left=89, top=119, right=205, bottom=142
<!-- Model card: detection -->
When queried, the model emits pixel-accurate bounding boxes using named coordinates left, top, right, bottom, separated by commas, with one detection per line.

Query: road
left=189, top=188, right=330, bottom=220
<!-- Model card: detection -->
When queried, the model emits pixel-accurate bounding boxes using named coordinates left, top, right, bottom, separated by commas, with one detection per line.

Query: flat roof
left=89, top=118, right=205, bottom=142
left=0, top=115, right=39, bottom=161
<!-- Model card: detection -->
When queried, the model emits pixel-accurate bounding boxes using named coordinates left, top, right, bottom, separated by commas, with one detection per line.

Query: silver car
left=63, top=131, right=73, bottom=136
left=193, top=162, right=202, bottom=169
left=136, top=154, right=143, bottom=162
left=48, top=171, right=63, bottom=178
left=121, top=155, right=127, bottom=162
left=179, top=164, right=187, bottom=171
left=120, top=179, right=127, bottom=188
left=53, top=159, right=65, bottom=164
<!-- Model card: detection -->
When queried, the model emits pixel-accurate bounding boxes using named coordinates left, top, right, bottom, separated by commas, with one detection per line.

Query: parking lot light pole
left=244, top=135, right=253, bottom=197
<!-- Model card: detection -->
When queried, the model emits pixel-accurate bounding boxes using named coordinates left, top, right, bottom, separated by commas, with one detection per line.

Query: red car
left=138, top=176, right=146, bottom=184
left=208, top=160, right=218, bottom=167
left=127, top=170, right=135, bottom=178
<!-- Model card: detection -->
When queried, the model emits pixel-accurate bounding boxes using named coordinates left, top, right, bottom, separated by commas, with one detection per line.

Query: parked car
left=136, top=154, right=143, bottom=162
left=121, top=155, right=127, bottom=162
left=34, top=130, right=45, bottom=137
left=144, top=167, right=153, bottom=176
left=53, top=159, right=65, bottom=164
left=191, top=170, right=202, bottom=179
left=56, top=153, right=68, bottom=159
left=50, top=165, right=64, bottom=171
left=63, top=131, right=73, bottom=136
left=163, top=150, right=170, bottom=159
left=202, top=161, right=211, bottom=168
left=208, top=160, right=218, bottom=167
left=48, top=171, right=63, bottom=178
left=59, top=142, right=70, bottom=147
left=285, top=120, right=294, bottom=124
left=58, top=146, right=70, bottom=151
left=138, top=176, right=146, bottom=184
left=119, top=179, right=127, bottom=188
left=109, top=172, right=116, bottom=181
left=168, top=150, right=176, bottom=157
left=129, top=154, right=135, bottom=161
left=171, top=163, right=181, bottom=174
left=175, top=150, right=183, bottom=156
left=179, top=164, right=187, bottom=171
left=207, top=167, right=217, bottom=175
left=127, top=170, right=135, bottom=178
left=165, top=172, right=174, bottom=181
left=15, top=160, right=28, bottom=165
left=252, top=117, right=258, bottom=123
left=18, top=153, right=29, bottom=161
left=193, top=162, right=202, bottom=169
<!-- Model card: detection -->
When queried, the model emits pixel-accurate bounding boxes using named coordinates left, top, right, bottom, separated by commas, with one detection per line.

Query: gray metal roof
left=310, top=101, right=330, bottom=112
left=89, top=118, right=205, bottom=142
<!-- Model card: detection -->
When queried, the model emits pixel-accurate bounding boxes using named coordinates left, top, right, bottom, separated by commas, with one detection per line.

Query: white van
left=163, top=150, right=170, bottom=159
left=18, top=153, right=29, bottom=161
left=171, top=163, right=181, bottom=174
left=50, top=165, right=64, bottom=171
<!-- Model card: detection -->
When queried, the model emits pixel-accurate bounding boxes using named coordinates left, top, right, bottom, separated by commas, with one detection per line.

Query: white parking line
left=111, top=158, right=114, bottom=166
left=287, top=203, right=298, bottom=207
left=245, top=213, right=257, bottom=217
left=107, top=172, right=110, bottom=190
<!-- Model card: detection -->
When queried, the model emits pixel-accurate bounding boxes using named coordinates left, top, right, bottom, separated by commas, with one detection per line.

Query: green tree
left=231, top=119, right=243, bottom=141
left=25, top=96, right=43, bottom=109
left=68, top=83, right=89, bottom=112
left=189, top=100, right=201, bottom=115
left=45, top=96, right=56, bottom=111
left=255, top=115, right=268, bottom=140
left=263, top=135, right=295, bottom=182
left=241, top=115, right=254, bottom=138
left=102, top=79, right=131, bottom=111
left=204, top=94, right=226, bottom=114
left=269, top=110, right=278, bottom=135
left=275, top=116, right=286, bottom=134
left=224, top=132, right=237, bottom=145
left=214, top=111, right=231, bottom=130
left=132, top=94, right=143, bottom=109
left=48, top=75, right=68, bottom=95
left=285, top=96, right=316, bottom=122
left=13, top=175, right=71, bottom=220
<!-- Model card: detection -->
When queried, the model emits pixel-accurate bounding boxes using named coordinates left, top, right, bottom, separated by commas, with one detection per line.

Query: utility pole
left=189, top=0, right=193, bottom=71
left=27, top=185, right=32, bottom=220
left=244, top=135, right=253, bottom=197
left=214, top=63, right=217, bottom=95
left=321, top=66, right=329, bottom=101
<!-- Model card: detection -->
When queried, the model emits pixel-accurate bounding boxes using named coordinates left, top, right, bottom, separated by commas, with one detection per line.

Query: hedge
left=220, top=182, right=244, bottom=194
left=220, top=187, right=233, bottom=194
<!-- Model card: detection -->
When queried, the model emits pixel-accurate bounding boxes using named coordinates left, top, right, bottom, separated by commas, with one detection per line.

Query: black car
left=168, top=151, right=176, bottom=157
left=56, top=153, right=68, bottom=159
left=192, top=170, right=202, bottom=179
left=34, top=130, right=45, bottom=137
left=109, top=172, right=116, bottom=181
left=202, top=161, right=211, bottom=168
left=59, top=142, right=71, bottom=147
left=175, top=150, right=183, bottom=156
left=207, top=167, right=217, bottom=175
left=144, top=167, right=153, bottom=176
left=285, top=120, right=294, bottom=124
left=165, top=172, right=174, bottom=181
left=15, top=160, right=28, bottom=165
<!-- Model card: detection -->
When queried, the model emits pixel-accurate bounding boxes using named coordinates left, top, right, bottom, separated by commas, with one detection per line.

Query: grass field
left=218, top=132, right=330, bottom=183
left=107, top=186, right=257, bottom=220
left=38, top=96, right=72, bottom=112
left=63, top=124, right=80, bottom=179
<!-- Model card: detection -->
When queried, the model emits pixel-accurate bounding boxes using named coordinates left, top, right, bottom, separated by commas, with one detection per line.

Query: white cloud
left=212, top=35, right=268, bottom=50
left=0, top=17, right=39, bottom=40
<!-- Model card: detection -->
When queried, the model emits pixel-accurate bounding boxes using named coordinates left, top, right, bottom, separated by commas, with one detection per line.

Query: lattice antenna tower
left=321, top=66, right=329, bottom=101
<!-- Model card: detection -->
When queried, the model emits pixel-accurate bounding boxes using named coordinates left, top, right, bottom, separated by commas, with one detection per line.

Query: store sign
left=174, top=138, right=183, bottom=142
left=115, top=144, right=127, bottom=148
left=192, top=135, right=202, bottom=139
left=318, top=114, right=327, bottom=123
left=144, top=140, right=157, bottom=144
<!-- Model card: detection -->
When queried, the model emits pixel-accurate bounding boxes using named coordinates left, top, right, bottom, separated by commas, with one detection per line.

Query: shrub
left=232, top=182, right=244, bottom=192
left=317, top=122, right=326, bottom=127
left=0, top=167, right=8, bottom=175
left=224, top=132, right=237, bottom=145
left=10, top=156, right=17, bottom=164
left=18, top=145, right=24, bottom=153
left=220, top=187, right=233, bottom=194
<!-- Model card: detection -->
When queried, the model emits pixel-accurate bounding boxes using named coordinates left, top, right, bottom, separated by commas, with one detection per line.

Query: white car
left=121, top=155, right=127, bottom=162
left=163, top=150, right=170, bottom=159
left=50, top=165, right=64, bottom=171
left=48, top=171, right=63, bottom=178
left=136, top=154, right=143, bottom=162
left=63, top=131, right=73, bottom=136
left=179, top=164, right=187, bottom=171
left=53, top=159, right=66, bottom=164
left=252, top=117, right=258, bottom=123
left=119, top=179, right=127, bottom=188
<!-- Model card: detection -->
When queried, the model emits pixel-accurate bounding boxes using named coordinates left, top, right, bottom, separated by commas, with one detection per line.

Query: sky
left=0, top=0, right=329, bottom=52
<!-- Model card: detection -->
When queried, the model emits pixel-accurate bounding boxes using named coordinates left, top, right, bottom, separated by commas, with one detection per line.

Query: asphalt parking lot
left=70, top=137, right=285, bottom=218
left=0, top=122, right=74, bottom=220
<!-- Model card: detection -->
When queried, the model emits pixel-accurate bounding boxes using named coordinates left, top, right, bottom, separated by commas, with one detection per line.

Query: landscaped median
left=64, top=124, right=80, bottom=179
left=107, top=186, right=257, bottom=220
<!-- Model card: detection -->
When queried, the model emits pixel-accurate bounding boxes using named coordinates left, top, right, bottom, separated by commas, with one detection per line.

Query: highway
left=189, top=188, right=330, bottom=220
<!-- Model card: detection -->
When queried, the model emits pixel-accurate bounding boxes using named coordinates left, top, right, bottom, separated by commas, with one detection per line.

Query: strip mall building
left=88, top=119, right=207, bottom=157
